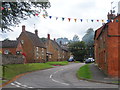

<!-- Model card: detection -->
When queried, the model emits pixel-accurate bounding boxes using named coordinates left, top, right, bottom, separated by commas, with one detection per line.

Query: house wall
left=18, top=32, right=35, bottom=63
left=94, top=15, right=120, bottom=77
left=106, top=17, right=120, bottom=77
left=34, top=47, right=47, bottom=63
left=46, top=40, right=59, bottom=61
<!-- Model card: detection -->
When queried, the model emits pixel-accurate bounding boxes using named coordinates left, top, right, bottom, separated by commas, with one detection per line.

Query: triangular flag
left=116, top=19, right=119, bottom=22
left=49, top=16, right=52, bottom=19
left=80, top=19, right=83, bottom=22
left=8, top=8, right=11, bottom=10
left=107, top=20, right=110, bottom=23
left=56, top=17, right=58, bottom=20
left=74, top=19, right=77, bottom=22
left=91, top=20, right=94, bottom=22
left=97, top=20, right=99, bottom=22
left=68, top=18, right=71, bottom=22
left=35, top=13, right=39, bottom=16
left=1, top=7, right=4, bottom=10
left=102, top=20, right=104, bottom=23
left=62, top=17, right=65, bottom=21
left=86, top=19, right=88, bottom=22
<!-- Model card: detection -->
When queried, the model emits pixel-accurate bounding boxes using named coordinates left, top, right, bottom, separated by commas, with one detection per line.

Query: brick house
left=18, top=25, right=47, bottom=63
left=60, top=42, right=70, bottom=61
left=0, top=39, right=23, bottom=55
left=43, top=34, right=70, bottom=61
left=94, top=14, right=120, bottom=77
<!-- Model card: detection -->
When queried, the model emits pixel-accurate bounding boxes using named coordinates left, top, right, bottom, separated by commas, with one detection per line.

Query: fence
left=0, top=55, right=24, bottom=65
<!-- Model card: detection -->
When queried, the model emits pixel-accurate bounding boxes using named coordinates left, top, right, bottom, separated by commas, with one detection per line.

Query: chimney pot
left=47, top=34, right=50, bottom=40
left=35, top=29, right=38, bottom=36
left=54, top=38, right=56, bottom=41
left=22, top=25, right=25, bottom=32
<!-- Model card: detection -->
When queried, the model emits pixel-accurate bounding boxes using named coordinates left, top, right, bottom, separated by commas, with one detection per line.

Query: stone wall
left=0, top=55, right=24, bottom=65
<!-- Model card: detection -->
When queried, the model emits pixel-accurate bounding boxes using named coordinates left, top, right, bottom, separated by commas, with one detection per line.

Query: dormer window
left=21, top=40, right=24, bottom=44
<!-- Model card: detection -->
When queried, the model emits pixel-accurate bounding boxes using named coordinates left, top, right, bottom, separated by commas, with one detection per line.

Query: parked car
left=85, top=58, right=94, bottom=64
left=68, top=56, right=74, bottom=62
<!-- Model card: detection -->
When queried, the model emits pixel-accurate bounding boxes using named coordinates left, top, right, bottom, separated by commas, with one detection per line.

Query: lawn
left=46, top=61, right=68, bottom=65
left=3, top=63, right=52, bottom=80
left=77, top=64, right=92, bottom=79
left=2, top=61, right=69, bottom=84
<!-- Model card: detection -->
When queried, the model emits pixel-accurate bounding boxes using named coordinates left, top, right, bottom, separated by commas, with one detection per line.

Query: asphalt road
left=3, top=63, right=119, bottom=89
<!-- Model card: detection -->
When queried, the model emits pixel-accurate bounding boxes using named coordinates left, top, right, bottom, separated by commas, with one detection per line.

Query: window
left=21, top=40, right=24, bottom=44
left=4, top=50, right=9, bottom=54
left=36, top=47, right=39, bottom=52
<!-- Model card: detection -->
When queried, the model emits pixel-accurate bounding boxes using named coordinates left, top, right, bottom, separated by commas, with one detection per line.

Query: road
left=3, top=63, right=118, bottom=89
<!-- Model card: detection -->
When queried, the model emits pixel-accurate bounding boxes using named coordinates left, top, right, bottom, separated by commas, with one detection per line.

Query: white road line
left=11, top=81, right=34, bottom=88
left=49, top=68, right=70, bottom=86
left=28, top=87, right=34, bottom=88
left=52, top=79, right=69, bottom=86
left=14, top=81, right=22, bottom=85
left=11, top=83, right=15, bottom=85
left=50, top=75, right=52, bottom=78
left=15, top=85, right=20, bottom=87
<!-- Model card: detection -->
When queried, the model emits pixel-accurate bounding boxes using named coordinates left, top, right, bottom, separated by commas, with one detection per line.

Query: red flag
left=1, top=7, right=4, bottom=10
left=68, top=18, right=71, bottom=22
left=35, top=13, right=39, bottom=16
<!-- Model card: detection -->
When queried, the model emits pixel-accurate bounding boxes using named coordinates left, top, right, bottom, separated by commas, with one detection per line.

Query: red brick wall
left=18, top=32, right=35, bottom=63
left=94, top=15, right=120, bottom=77
left=107, top=16, right=120, bottom=77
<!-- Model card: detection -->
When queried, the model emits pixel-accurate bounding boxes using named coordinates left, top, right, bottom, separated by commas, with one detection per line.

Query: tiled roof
left=25, top=31, right=46, bottom=48
left=0, top=40, right=18, bottom=48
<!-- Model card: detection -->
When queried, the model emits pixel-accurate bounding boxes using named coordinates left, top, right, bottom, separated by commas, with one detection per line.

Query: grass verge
left=3, top=63, right=52, bottom=80
left=1, top=61, right=69, bottom=84
left=77, top=64, right=92, bottom=79
left=46, top=61, right=68, bottom=65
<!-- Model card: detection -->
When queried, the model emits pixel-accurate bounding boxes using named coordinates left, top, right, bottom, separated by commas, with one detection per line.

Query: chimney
left=107, top=11, right=116, bottom=21
left=22, top=25, right=25, bottom=32
left=54, top=38, right=56, bottom=41
left=35, top=29, right=38, bottom=36
left=60, top=41, right=62, bottom=45
left=47, top=34, right=50, bottom=40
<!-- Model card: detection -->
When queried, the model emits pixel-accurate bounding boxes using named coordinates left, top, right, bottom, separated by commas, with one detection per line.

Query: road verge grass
left=77, top=64, right=92, bottom=79
left=46, top=61, right=68, bottom=65
left=1, top=61, right=69, bottom=84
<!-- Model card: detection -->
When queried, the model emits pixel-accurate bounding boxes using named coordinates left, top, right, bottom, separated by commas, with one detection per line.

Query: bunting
left=1, top=6, right=119, bottom=23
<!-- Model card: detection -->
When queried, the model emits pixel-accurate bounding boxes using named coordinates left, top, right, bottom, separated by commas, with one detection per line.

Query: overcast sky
left=0, top=0, right=120, bottom=41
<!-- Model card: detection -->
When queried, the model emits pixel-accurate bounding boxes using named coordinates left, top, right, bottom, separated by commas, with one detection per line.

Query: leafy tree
left=56, top=37, right=69, bottom=45
left=82, top=28, right=95, bottom=58
left=1, top=0, right=51, bottom=32
left=68, top=41, right=87, bottom=62
left=72, top=35, right=79, bottom=42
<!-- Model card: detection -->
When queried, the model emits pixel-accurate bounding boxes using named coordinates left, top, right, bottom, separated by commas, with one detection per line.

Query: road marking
left=14, top=81, right=22, bottom=85
left=15, top=85, right=20, bottom=87
left=50, top=68, right=70, bottom=86
left=11, top=83, right=15, bottom=85
left=11, top=81, right=34, bottom=88
left=50, top=75, right=52, bottom=78
left=52, top=79, right=69, bottom=86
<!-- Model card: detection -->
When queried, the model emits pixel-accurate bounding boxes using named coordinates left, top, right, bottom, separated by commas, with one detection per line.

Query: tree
left=68, top=41, right=87, bottom=62
left=56, top=37, right=69, bottom=45
left=1, top=0, right=51, bottom=32
left=82, top=28, right=95, bottom=58
left=72, top=35, right=79, bottom=42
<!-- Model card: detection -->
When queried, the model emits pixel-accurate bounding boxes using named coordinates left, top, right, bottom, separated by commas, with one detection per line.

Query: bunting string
left=1, top=6, right=119, bottom=23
